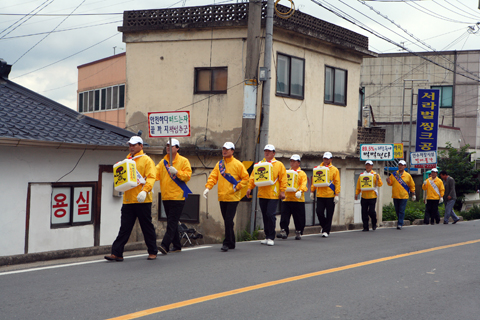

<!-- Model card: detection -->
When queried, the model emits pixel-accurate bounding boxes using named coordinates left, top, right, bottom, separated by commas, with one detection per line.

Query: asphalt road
left=1, top=220, right=479, bottom=320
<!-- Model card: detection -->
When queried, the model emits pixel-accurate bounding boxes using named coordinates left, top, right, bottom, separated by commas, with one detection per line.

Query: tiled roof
left=0, top=78, right=136, bottom=147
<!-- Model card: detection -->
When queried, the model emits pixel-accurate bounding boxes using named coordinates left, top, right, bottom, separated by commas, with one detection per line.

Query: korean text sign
left=415, top=89, right=439, bottom=152
left=148, top=111, right=191, bottom=138
left=51, top=186, right=93, bottom=225
left=360, top=144, right=394, bottom=161
left=410, top=151, right=437, bottom=166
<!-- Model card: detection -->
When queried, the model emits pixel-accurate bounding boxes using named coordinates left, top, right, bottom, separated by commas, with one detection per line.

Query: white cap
left=431, top=168, right=438, bottom=172
left=127, top=136, right=143, bottom=145
left=365, top=160, right=373, bottom=165
left=290, top=154, right=301, bottom=161
left=398, top=160, right=407, bottom=165
left=264, top=144, right=275, bottom=151
left=323, top=152, right=332, bottom=159
left=223, top=142, right=235, bottom=150
left=166, top=138, right=180, bottom=147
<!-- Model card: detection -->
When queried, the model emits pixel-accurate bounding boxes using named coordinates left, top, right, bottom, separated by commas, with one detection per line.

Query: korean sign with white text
left=360, top=144, right=394, bottom=161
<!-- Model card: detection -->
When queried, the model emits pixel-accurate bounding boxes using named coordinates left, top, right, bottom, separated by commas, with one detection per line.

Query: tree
left=438, top=142, right=480, bottom=210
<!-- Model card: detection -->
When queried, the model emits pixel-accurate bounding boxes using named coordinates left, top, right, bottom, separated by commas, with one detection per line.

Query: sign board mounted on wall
left=148, top=111, right=191, bottom=138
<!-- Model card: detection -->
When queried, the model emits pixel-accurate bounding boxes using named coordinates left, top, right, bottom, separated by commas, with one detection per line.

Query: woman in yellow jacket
left=277, top=154, right=308, bottom=240
left=203, top=142, right=249, bottom=252
left=155, top=138, right=192, bottom=254
left=310, top=152, right=341, bottom=238
left=246, top=144, right=287, bottom=246
left=421, top=168, right=445, bottom=225
left=355, top=161, right=383, bottom=231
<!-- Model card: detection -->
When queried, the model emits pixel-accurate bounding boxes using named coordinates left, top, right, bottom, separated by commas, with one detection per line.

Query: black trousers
left=280, top=201, right=306, bottom=236
left=111, top=203, right=158, bottom=257
left=220, top=201, right=239, bottom=249
left=316, top=197, right=335, bottom=235
left=361, top=198, right=377, bottom=230
left=161, top=200, right=185, bottom=251
left=259, top=198, right=279, bottom=240
left=425, top=200, right=440, bottom=224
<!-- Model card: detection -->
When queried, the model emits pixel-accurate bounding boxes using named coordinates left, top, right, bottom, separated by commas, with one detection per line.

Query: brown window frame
left=194, top=67, right=228, bottom=94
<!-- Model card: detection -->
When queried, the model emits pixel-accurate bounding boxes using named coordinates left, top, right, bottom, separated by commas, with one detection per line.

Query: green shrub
left=237, top=226, right=259, bottom=242
left=463, top=204, right=480, bottom=221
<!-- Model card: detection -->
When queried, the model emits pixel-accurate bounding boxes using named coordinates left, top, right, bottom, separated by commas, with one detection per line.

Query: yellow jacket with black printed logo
left=355, top=170, right=383, bottom=199
left=156, top=153, right=192, bottom=201
left=123, top=150, right=156, bottom=204
left=205, top=156, right=249, bottom=202
left=284, top=168, right=308, bottom=202
left=247, top=158, right=287, bottom=199
left=422, top=177, right=445, bottom=200
left=310, top=162, right=341, bottom=198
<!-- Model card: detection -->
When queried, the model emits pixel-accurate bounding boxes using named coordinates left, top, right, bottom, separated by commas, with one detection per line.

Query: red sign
left=414, top=163, right=437, bottom=169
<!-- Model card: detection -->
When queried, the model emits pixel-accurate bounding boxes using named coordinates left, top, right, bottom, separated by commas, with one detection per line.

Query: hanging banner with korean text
left=360, top=144, right=394, bottom=161
left=394, top=143, right=403, bottom=159
left=415, top=89, right=439, bottom=152
left=148, top=111, right=191, bottom=138
left=411, top=151, right=437, bottom=168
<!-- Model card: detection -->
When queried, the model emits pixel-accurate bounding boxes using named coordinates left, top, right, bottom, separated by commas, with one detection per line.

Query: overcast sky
left=1, top=0, right=480, bottom=110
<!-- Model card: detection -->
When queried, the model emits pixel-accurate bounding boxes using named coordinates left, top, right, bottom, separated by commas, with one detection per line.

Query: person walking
left=310, top=152, right=341, bottom=238
left=105, top=136, right=158, bottom=261
left=422, top=168, right=445, bottom=225
left=203, top=142, right=249, bottom=252
left=156, top=138, right=192, bottom=254
left=439, top=170, right=460, bottom=224
left=386, top=160, right=416, bottom=230
left=246, top=144, right=287, bottom=246
left=277, top=154, right=308, bottom=240
left=355, top=160, right=383, bottom=231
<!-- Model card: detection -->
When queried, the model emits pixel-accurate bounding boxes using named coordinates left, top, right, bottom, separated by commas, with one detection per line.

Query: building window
left=194, top=67, right=228, bottom=94
left=276, top=53, right=305, bottom=99
left=431, top=86, right=452, bottom=108
left=325, top=66, right=347, bottom=106
left=51, top=183, right=96, bottom=228
left=78, top=84, right=125, bottom=113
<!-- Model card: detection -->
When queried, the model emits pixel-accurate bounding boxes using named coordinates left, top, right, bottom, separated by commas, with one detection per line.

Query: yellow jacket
left=205, top=156, right=249, bottom=202
left=284, top=168, right=308, bottom=202
left=310, top=162, right=341, bottom=198
left=355, top=170, right=383, bottom=199
left=422, top=177, right=445, bottom=200
left=387, top=171, right=415, bottom=199
left=123, top=150, right=156, bottom=204
left=156, top=153, right=192, bottom=200
left=248, top=158, right=287, bottom=199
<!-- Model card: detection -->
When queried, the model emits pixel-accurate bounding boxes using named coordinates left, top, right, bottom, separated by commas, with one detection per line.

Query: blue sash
left=163, top=159, right=192, bottom=199
left=393, top=171, right=410, bottom=194
left=219, top=160, right=240, bottom=190
left=328, top=181, right=335, bottom=192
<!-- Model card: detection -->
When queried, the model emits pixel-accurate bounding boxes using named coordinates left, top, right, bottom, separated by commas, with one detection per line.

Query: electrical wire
left=12, top=0, right=87, bottom=65
left=55, top=148, right=87, bottom=182
left=0, top=0, right=54, bottom=39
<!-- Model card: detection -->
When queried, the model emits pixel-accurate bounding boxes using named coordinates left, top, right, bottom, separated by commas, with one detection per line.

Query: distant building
left=77, top=52, right=126, bottom=128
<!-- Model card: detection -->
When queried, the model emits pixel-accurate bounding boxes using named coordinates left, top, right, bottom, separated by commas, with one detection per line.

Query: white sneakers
left=260, top=239, right=268, bottom=244
left=267, top=239, right=274, bottom=246
left=322, top=232, right=329, bottom=238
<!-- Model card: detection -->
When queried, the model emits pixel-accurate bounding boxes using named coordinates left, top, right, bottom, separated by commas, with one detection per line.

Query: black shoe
left=453, top=219, right=459, bottom=224
left=221, top=245, right=229, bottom=252
left=372, top=226, right=377, bottom=231
left=158, top=245, right=168, bottom=255
left=397, top=225, right=402, bottom=230
left=362, top=229, right=369, bottom=232
left=443, top=221, right=448, bottom=224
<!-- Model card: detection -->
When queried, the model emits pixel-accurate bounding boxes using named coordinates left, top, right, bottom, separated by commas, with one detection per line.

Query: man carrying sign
left=422, top=168, right=445, bottom=225
left=156, top=138, right=192, bottom=254
left=355, top=160, right=383, bottom=231
left=203, top=142, right=249, bottom=252
left=386, top=160, right=416, bottom=230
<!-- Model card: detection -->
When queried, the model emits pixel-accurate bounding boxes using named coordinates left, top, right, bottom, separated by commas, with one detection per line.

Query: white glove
left=412, top=195, right=416, bottom=201
left=203, top=188, right=209, bottom=199
left=295, top=190, right=302, bottom=199
left=137, top=191, right=147, bottom=203
left=310, top=192, right=315, bottom=199
left=168, top=166, right=178, bottom=175
left=439, top=198, right=444, bottom=204
left=334, top=195, right=339, bottom=204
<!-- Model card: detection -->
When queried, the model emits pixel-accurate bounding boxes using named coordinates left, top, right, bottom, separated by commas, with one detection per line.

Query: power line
left=0, top=12, right=122, bottom=16
left=0, top=0, right=54, bottom=39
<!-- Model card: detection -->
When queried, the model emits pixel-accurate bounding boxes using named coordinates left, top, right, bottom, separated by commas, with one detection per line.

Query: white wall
left=0, top=145, right=128, bottom=256
left=100, top=172, right=123, bottom=246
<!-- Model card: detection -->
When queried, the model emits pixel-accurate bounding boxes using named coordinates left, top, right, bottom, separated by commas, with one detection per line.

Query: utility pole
left=238, top=0, right=262, bottom=234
